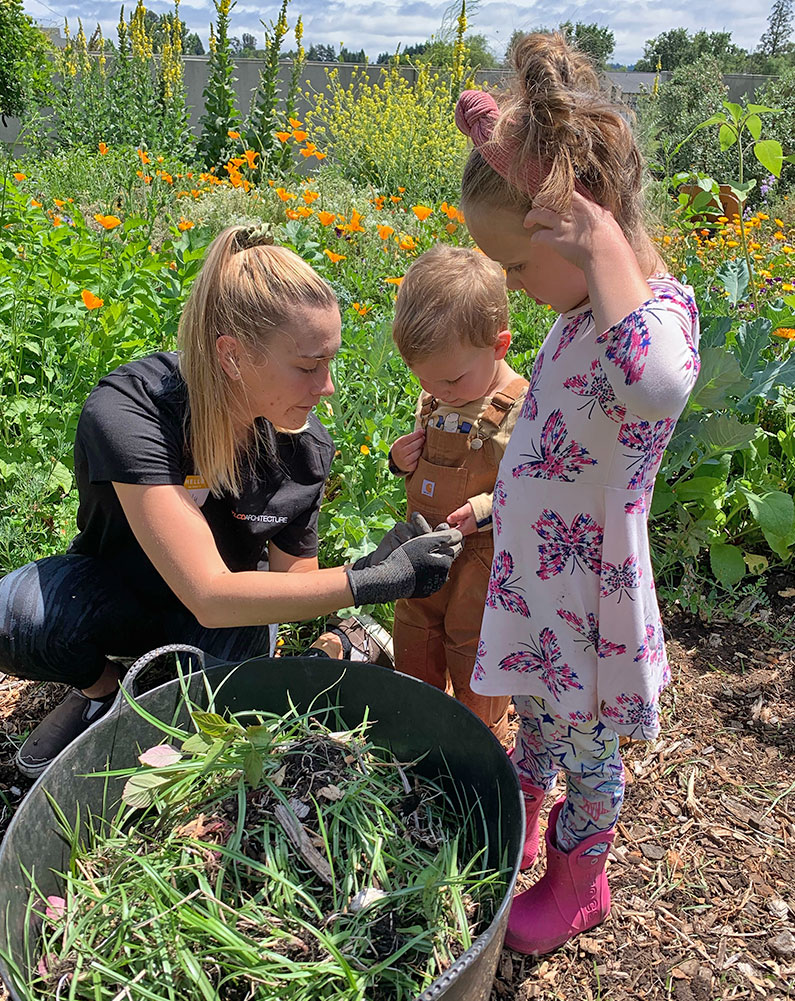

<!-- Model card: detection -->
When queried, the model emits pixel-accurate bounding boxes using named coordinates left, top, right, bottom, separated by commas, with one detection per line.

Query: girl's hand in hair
left=522, top=192, right=628, bottom=275
left=524, top=191, right=654, bottom=334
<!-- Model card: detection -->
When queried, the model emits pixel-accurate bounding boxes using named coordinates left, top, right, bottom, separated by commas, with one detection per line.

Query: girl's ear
left=216, top=334, right=243, bottom=380
left=494, top=329, right=512, bottom=360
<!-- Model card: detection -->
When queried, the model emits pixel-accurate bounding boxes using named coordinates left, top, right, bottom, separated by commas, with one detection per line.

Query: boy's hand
left=390, top=429, right=425, bottom=473
left=447, top=502, right=477, bottom=536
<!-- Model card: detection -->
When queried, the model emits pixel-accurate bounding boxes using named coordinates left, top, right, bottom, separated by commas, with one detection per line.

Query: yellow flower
left=178, top=218, right=194, bottom=231
left=412, top=205, right=432, bottom=221
left=784, top=246, right=795, bottom=254
left=317, top=211, right=336, bottom=226
left=227, top=130, right=241, bottom=139
left=377, top=224, right=394, bottom=240
left=359, top=443, right=370, bottom=454
left=13, top=172, right=26, bottom=182
left=94, top=214, right=121, bottom=230
left=81, top=289, right=104, bottom=309
left=98, top=142, right=109, bottom=155
left=783, top=283, right=795, bottom=292
left=726, top=240, right=739, bottom=247
left=324, top=249, right=346, bottom=263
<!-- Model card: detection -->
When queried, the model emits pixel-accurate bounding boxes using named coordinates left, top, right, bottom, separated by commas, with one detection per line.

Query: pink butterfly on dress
left=595, top=307, right=651, bottom=385
left=619, top=418, right=676, bottom=490
left=493, top=478, right=507, bottom=535
left=552, top=310, right=592, bottom=361
left=473, top=639, right=487, bottom=681
left=556, top=608, right=627, bottom=658
left=498, top=627, right=584, bottom=700
left=512, top=409, right=597, bottom=482
left=520, top=350, right=544, bottom=421
left=486, top=549, right=531, bottom=617
left=532, top=509, right=603, bottom=579
left=563, top=358, right=627, bottom=423
left=599, top=555, right=642, bottom=602
left=634, top=620, right=666, bottom=668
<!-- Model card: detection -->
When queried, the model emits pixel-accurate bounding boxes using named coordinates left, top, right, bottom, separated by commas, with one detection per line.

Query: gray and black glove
left=350, top=512, right=434, bottom=572
left=346, top=527, right=464, bottom=606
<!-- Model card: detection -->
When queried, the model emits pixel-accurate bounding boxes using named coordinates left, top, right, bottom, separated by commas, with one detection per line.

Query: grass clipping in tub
left=15, top=695, right=508, bottom=1000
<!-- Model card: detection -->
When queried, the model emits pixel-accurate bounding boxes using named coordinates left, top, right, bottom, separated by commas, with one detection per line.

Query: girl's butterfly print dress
left=473, top=276, right=700, bottom=739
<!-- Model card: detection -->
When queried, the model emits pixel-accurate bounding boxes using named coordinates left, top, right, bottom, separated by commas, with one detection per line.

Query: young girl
left=0, top=225, right=461, bottom=777
left=455, top=33, right=700, bottom=956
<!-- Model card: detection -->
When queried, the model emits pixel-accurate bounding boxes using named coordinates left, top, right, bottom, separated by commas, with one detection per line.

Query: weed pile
left=5, top=703, right=508, bottom=1000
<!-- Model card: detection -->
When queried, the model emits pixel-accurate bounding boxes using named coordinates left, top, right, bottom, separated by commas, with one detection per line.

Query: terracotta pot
left=678, top=183, right=741, bottom=223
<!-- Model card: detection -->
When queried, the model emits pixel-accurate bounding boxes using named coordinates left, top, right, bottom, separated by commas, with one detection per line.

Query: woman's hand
left=446, top=502, right=477, bottom=536
left=390, top=429, right=425, bottom=474
left=346, top=528, right=464, bottom=606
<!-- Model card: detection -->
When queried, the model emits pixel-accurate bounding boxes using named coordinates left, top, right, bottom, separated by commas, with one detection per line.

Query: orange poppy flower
left=390, top=195, right=402, bottom=203
left=13, top=172, right=26, bottom=182
left=94, top=214, right=121, bottom=230
left=275, top=131, right=292, bottom=143
left=289, top=117, right=303, bottom=128
left=137, top=149, right=151, bottom=165
left=292, top=130, right=308, bottom=142
left=345, top=209, right=365, bottom=233
left=359, top=443, right=370, bottom=453
left=385, top=276, right=404, bottom=286
left=54, top=199, right=65, bottom=207
left=773, top=328, right=795, bottom=339
left=178, top=218, right=194, bottom=231
left=98, top=142, right=109, bottom=155
left=399, top=235, right=417, bottom=251
left=52, top=215, right=62, bottom=227
left=296, top=206, right=313, bottom=218
left=440, top=201, right=459, bottom=219
left=412, top=205, right=432, bottom=221
left=228, top=130, right=241, bottom=139
left=446, top=222, right=457, bottom=234
left=275, top=187, right=296, bottom=201
left=303, top=190, right=320, bottom=204
left=314, top=151, right=327, bottom=160
left=300, top=145, right=318, bottom=158
left=30, top=198, right=42, bottom=208
left=81, top=289, right=104, bottom=309
left=352, top=303, right=372, bottom=317
left=324, top=249, right=346, bottom=263
left=285, top=208, right=300, bottom=220
left=317, top=211, right=336, bottom=226
left=244, top=149, right=259, bottom=169
left=398, top=187, right=405, bottom=193
left=377, top=225, right=394, bottom=240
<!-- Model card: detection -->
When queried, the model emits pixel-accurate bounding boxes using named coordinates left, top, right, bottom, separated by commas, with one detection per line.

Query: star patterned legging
left=513, top=694, right=626, bottom=856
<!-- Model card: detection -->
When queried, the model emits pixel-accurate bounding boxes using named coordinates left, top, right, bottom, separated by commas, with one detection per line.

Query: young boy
left=389, top=244, right=528, bottom=739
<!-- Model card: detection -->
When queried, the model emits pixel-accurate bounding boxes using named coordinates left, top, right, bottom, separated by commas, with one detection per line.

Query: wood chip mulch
left=0, top=580, right=793, bottom=1001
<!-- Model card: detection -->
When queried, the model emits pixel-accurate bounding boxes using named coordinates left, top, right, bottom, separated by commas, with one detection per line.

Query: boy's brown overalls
left=393, top=378, right=527, bottom=740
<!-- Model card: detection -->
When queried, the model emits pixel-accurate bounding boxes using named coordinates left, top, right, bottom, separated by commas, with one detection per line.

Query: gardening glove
left=345, top=527, right=464, bottom=606
left=350, top=512, right=434, bottom=571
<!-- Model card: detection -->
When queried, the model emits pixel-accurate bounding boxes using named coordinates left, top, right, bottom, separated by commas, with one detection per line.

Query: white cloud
left=24, top=0, right=771, bottom=64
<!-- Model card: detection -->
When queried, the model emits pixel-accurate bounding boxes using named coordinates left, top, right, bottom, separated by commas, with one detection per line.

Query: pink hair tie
left=455, top=88, right=589, bottom=200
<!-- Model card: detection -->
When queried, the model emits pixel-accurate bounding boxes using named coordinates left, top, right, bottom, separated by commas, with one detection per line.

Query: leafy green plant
left=0, top=0, right=52, bottom=121
left=197, top=0, right=241, bottom=168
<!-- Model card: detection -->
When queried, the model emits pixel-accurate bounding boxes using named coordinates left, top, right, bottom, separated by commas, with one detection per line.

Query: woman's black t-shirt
left=69, top=352, right=335, bottom=605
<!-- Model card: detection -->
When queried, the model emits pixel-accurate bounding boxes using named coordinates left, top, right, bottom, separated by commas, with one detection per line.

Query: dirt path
left=1, top=592, right=793, bottom=1000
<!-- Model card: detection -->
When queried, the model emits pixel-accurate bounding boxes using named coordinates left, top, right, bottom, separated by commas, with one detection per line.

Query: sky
left=23, top=0, right=772, bottom=66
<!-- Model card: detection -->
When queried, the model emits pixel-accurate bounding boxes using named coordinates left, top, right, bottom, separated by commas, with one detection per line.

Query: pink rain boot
left=504, top=799, right=614, bottom=955
left=507, top=748, right=545, bottom=869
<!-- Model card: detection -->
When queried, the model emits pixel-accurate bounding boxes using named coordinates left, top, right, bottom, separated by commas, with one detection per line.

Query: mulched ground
left=1, top=578, right=793, bottom=1000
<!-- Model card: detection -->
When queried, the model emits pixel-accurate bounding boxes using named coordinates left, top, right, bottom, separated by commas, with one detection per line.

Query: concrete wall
left=0, top=59, right=777, bottom=149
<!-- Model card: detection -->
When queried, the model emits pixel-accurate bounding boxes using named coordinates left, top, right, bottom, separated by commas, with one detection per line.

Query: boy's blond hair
left=393, top=244, right=509, bottom=362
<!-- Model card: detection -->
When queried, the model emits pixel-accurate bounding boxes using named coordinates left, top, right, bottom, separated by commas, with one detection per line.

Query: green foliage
left=246, top=0, right=303, bottom=176
left=634, top=28, right=748, bottom=73
left=0, top=0, right=52, bottom=120
left=759, top=0, right=794, bottom=57
left=557, top=21, right=615, bottom=70
left=197, top=0, right=241, bottom=168
left=305, top=62, right=469, bottom=201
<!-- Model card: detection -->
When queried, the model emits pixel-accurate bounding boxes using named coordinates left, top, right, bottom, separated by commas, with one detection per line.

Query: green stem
left=736, top=129, right=758, bottom=313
